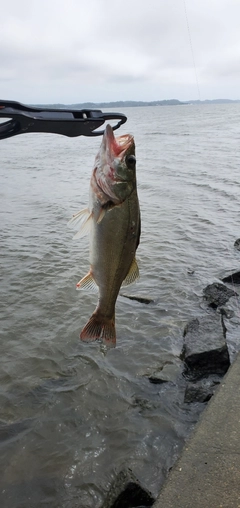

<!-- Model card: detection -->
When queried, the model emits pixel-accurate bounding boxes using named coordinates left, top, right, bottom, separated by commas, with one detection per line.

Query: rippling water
left=1, top=104, right=240, bottom=507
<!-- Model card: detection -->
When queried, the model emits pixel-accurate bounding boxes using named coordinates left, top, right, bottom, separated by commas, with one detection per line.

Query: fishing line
left=183, top=0, right=201, bottom=101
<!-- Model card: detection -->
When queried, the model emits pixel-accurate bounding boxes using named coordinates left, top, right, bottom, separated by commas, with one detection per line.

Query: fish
left=68, top=124, right=140, bottom=347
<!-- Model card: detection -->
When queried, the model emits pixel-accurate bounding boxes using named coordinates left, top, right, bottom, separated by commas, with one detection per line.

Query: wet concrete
left=154, top=352, right=240, bottom=508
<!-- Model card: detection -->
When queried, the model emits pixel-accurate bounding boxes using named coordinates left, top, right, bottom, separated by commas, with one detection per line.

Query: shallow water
left=1, top=104, right=240, bottom=507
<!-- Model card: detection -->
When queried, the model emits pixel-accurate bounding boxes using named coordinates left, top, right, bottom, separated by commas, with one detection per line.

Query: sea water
left=1, top=104, right=240, bottom=507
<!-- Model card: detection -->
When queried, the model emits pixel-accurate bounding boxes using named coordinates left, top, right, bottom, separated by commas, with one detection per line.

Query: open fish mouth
left=103, top=124, right=134, bottom=159
left=95, top=124, right=136, bottom=200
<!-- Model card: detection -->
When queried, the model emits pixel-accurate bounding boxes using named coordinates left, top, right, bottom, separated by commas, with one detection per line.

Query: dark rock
left=148, top=362, right=182, bottom=385
left=222, top=271, right=240, bottom=285
left=184, top=376, right=221, bottom=403
left=0, top=418, right=33, bottom=443
left=101, top=468, right=155, bottom=508
left=148, top=376, right=168, bottom=385
left=203, top=282, right=237, bottom=308
left=132, top=397, right=158, bottom=412
left=120, top=293, right=154, bottom=305
left=182, top=316, right=230, bottom=379
left=219, top=307, right=235, bottom=319
left=234, top=238, right=240, bottom=250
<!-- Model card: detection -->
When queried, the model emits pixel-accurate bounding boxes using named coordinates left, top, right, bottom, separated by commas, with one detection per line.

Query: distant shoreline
left=35, top=99, right=240, bottom=109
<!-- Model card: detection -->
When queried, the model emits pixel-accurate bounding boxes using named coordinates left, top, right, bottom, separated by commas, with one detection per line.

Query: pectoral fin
left=121, top=257, right=139, bottom=287
left=68, top=208, right=93, bottom=238
left=96, top=208, right=106, bottom=224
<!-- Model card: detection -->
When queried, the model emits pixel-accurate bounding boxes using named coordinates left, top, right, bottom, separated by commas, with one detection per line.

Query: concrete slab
left=154, top=352, right=240, bottom=508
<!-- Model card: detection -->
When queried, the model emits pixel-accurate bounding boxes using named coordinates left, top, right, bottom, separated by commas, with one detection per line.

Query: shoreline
left=153, top=352, right=240, bottom=507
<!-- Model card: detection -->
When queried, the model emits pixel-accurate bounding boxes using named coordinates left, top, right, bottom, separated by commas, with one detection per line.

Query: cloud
left=0, top=0, right=240, bottom=102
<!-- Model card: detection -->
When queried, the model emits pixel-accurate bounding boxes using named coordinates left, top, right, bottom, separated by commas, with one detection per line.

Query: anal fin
left=121, top=257, right=139, bottom=287
left=76, top=271, right=98, bottom=292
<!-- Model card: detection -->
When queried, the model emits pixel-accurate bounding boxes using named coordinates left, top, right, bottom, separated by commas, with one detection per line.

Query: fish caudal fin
left=80, top=312, right=116, bottom=347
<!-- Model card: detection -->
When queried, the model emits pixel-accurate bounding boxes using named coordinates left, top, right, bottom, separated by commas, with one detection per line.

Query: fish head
left=93, top=124, right=136, bottom=204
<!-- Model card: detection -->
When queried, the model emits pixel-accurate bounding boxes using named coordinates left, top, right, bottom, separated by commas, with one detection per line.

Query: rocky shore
left=100, top=241, right=240, bottom=507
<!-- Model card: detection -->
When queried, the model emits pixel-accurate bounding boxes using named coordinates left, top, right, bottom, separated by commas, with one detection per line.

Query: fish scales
left=90, top=188, right=140, bottom=317
left=68, top=124, right=140, bottom=347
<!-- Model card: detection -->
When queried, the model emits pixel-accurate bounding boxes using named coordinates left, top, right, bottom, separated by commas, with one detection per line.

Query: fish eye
left=126, top=155, right=136, bottom=168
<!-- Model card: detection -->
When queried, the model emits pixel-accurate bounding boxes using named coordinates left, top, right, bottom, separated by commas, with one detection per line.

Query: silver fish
left=68, top=124, right=140, bottom=346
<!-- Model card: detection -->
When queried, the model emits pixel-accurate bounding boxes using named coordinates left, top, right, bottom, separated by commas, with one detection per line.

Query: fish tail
left=80, top=312, right=116, bottom=347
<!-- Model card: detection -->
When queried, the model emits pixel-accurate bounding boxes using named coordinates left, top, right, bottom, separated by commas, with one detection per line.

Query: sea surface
left=1, top=104, right=240, bottom=507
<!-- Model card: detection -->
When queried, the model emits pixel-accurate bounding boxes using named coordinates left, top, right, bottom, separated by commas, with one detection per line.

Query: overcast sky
left=1, top=0, right=240, bottom=104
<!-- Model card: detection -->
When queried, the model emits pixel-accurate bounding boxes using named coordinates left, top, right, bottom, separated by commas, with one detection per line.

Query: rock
left=203, top=282, right=237, bottom=308
left=120, top=294, right=154, bottom=305
left=182, top=316, right=230, bottom=379
left=148, top=376, right=168, bottom=385
left=222, top=271, right=240, bottom=285
left=184, top=376, right=221, bottom=403
left=0, top=418, right=33, bottom=443
left=234, top=238, right=240, bottom=250
left=101, top=468, right=155, bottom=508
left=218, top=307, right=234, bottom=319
left=148, top=362, right=182, bottom=385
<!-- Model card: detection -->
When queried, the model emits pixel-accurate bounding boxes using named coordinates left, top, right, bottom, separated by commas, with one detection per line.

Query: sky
left=1, top=0, right=240, bottom=104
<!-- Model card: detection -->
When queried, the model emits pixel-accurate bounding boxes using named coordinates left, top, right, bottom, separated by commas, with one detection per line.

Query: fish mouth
left=103, top=124, right=134, bottom=159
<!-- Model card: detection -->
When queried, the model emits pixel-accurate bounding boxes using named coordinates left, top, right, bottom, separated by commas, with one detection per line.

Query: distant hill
left=34, top=99, right=240, bottom=109
left=187, top=99, right=240, bottom=104
left=35, top=99, right=185, bottom=109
